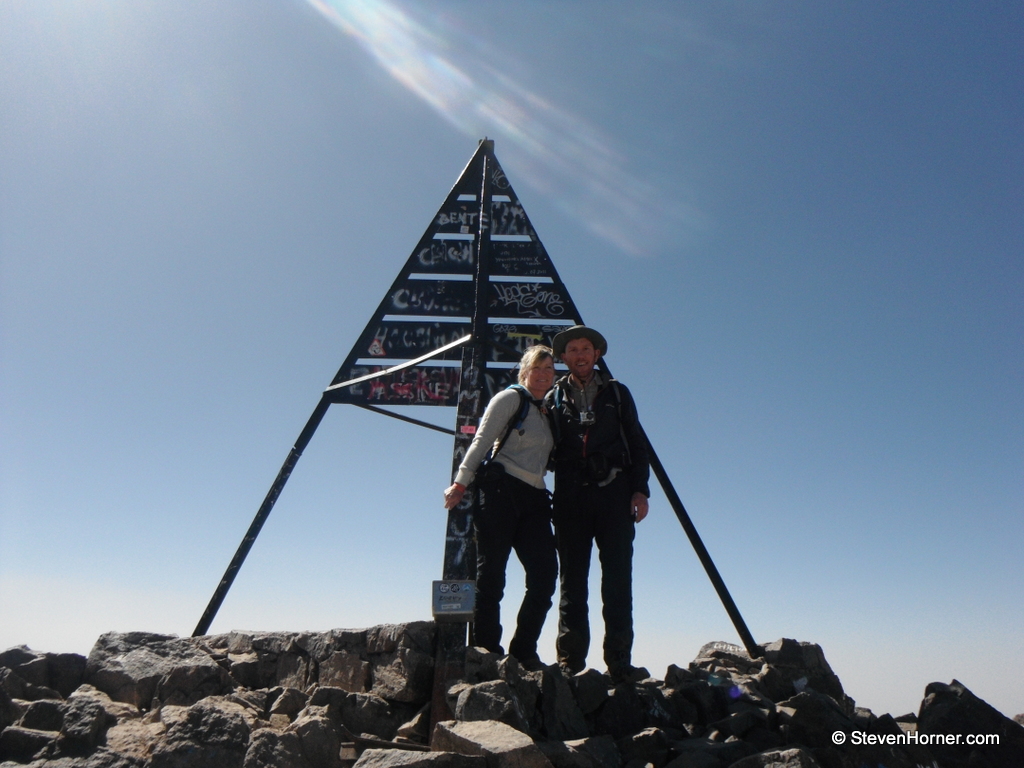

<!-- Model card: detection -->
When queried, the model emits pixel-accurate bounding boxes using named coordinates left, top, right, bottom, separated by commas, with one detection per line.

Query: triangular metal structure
left=192, top=142, right=760, bottom=707
left=324, top=139, right=583, bottom=409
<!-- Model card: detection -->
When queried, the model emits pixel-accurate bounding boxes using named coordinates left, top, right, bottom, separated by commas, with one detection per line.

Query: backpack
left=551, top=378, right=633, bottom=466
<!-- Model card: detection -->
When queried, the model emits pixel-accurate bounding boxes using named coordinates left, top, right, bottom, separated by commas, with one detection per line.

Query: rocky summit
left=1, top=624, right=1022, bottom=768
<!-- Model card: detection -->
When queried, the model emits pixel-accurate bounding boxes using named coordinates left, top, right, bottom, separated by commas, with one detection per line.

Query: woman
left=443, top=345, right=557, bottom=669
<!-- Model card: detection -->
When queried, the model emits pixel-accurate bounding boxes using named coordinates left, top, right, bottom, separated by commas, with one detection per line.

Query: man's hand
left=631, top=492, right=649, bottom=522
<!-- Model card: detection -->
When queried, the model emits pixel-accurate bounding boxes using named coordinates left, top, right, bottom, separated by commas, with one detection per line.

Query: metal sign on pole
left=192, top=139, right=762, bottom=720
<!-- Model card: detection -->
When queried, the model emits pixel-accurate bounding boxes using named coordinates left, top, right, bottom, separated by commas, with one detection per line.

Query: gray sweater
left=454, top=388, right=554, bottom=490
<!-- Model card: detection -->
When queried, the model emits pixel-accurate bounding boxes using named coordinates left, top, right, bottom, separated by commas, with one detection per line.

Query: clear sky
left=1, top=0, right=1021, bottom=720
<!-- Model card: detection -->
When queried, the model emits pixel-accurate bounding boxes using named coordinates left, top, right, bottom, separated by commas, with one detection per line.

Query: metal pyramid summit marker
left=325, top=138, right=583, bottom=408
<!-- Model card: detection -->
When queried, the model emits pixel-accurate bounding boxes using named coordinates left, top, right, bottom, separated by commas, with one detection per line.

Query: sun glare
left=305, top=0, right=704, bottom=256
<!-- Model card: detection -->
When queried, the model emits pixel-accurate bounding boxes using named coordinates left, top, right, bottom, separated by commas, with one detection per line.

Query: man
left=546, top=325, right=650, bottom=681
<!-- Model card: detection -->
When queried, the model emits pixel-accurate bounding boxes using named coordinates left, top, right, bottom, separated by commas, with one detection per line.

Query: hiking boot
left=606, top=664, right=650, bottom=684
left=519, top=657, right=547, bottom=673
left=557, top=657, right=585, bottom=677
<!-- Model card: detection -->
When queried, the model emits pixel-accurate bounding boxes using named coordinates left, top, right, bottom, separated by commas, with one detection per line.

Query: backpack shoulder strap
left=490, top=385, right=532, bottom=459
left=607, top=379, right=632, bottom=466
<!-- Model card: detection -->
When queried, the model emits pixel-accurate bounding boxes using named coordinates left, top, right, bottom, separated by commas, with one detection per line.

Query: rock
left=308, top=686, right=405, bottom=740
left=4, top=628, right=1021, bottom=768
left=727, top=747, right=823, bottom=767
left=431, top=719, right=553, bottom=768
left=539, top=667, right=588, bottom=740
left=321, top=650, right=372, bottom=692
left=84, top=632, right=234, bottom=709
left=244, top=728, right=315, bottom=768
left=664, top=736, right=755, bottom=767
left=102, top=717, right=167, bottom=764
left=57, top=694, right=107, bottom=753
left=0, top=725, right=57, bottom=762
left=496, top=657, right=543, bottom=731
left=290, top=704, right=344, bottom=768
left=775, top=691, right=854, bottom=749
left=465, top=648, right=504, bottom=684
left=563, top=735, right=620, bottom=768
left=0, top=647, right=48, bottom=688
left=0, top=665, right=61, bottom=702
left=756, top=640, right=847, bottom=710
left=396, top=703, right=432, bottom=744
left=616, top=726, right=669, bottom=767
left=571, top=670, right=609, bottom=716
left=453, top=680, right=528, bottom=731
left=917, top=679, right=1024, bottom=768
left=18, top=698, right=64, bottom=731
left=354, top=748, right=488, bottom=768
left=592, top=684, right=645, bottom=739
left=148, top=697, right=252, bottom=768
left=269, top=686, right=309, bottom=719
left=374, top=646, right=435, bottom=704
left=67, top=684, right=142, bottom=724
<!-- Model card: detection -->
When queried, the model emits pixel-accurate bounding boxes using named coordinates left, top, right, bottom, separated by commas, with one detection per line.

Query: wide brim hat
left=552, top=325, right=608, bottom=357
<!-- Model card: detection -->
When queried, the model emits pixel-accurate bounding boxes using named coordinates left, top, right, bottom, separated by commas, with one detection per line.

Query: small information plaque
left=431, top=580, right=476, bottom=622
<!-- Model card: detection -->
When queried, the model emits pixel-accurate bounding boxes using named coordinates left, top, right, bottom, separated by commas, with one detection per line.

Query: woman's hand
left=631, top=492, right=649, bottom=522
left=443, top=483, right=466, bottom=509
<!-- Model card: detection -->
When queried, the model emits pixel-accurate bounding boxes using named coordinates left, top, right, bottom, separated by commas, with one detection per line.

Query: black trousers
left=552, top=472, right=635, bottom=671
left=473, top=473, right=557, bottom=662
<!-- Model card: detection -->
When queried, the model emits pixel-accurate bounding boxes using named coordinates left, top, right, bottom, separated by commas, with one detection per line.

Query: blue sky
left=1, top=0, right=1021, bottom=720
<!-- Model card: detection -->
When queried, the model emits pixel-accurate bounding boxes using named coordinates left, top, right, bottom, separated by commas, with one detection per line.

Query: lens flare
left=305, top=0, right=705, bottom=256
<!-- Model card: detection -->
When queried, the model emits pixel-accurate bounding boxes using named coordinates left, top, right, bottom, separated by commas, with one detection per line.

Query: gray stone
left=354, top=748, right=488, bottom=768
left=571, top=669, right=609, bottom=716
left=19, top=698, right=64, bottom=732
left=775, top=691, right=854, bottom=749
left=148, top=697, right=252, bottom=768
left=665, top=737, right=755, bottom=768
left=0, top=647, right=48, bottom=687
left=321, top=649, right=372, bottom=691
left=617, top=727, right=669, bottom=767
left=726, top=747, right=823, bottom=768
left=465, top=648, right=503, bottom=684
left=244, top=728, right=315, bottom=768
left=309, top=686, right=404, bottom=740
left=0, top=725, right=57, bottom=762
left=84, top=632, right=233, bottom=709
left=101, top=717, right=167, bottom=764
left=373, top=646, right=435, bottom=704
left=58, top=694, right=107, bottom=752
left=593, top=685, right=645, bottom=739
left=756, top=640, right=846, bottom=708
left=565, top=736, right=620, bottom=768
left=67, top=684, right=141, bottom=724
left=540, top=667, right=588, bottom=740
left=290, top=705, right=344, bottom=768
left=269, top=686, right=309, bottom=718
left=662, top=666, right=695, bottom=690
left=0, top=666, right=61, bottom=702
left=431, top=720, right=553, bottom=768
left=47, top=652, right=88, bottom=699
left=918, top=679, right=1024, bottom=768
left=661, top=752, right=719, bottom=768
left=395, top=703, right=432, bottom=744
left=454, top=680, right=527, bottom=731
left=496, top=656, right=542, bottom=729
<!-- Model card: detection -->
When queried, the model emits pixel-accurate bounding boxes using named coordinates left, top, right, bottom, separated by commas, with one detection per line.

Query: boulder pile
left=1, top=623, right=1022, bottom=768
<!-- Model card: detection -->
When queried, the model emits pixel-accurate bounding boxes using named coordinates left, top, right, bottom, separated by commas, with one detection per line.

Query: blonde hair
left=517, top=345, right=554, bottom=386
